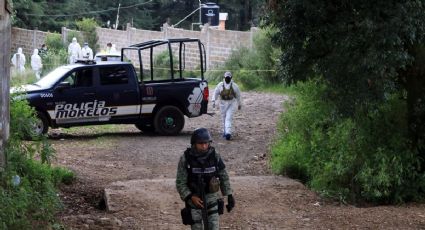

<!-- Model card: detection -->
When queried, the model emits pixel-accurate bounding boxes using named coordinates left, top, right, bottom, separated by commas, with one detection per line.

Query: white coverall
left=68, top=38, right=81, bottom=64
left=11, top=47, right=26, bottom=72
left=31, top=49, right=43, bottom=79
left=212, top=80, right=242, bottom=136
left=80, top=45, right=94, bottom=60
left=110, top=44, right=118, bottom=54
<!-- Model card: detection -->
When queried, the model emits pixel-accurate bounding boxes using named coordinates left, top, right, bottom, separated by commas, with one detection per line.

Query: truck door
left=50, top=67, right=97, bottom=125
left=95, top=65, right=140, bottom=122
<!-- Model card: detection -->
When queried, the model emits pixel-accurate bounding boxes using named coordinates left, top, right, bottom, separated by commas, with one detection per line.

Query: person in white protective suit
left=212, top=71, right=242, bottom=140
left=11, top=47, right=26, bottom=73
left=110, top=44, right=118, bottom=54
left=68, top=37, right=81, bottom=64
left=80, top=42, right=94, bottom=60
left=31, top=49, right=43, bottom=79
left=106, top=42, right=112, bottom=53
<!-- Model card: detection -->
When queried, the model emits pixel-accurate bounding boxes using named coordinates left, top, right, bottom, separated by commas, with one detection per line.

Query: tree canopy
left=10, top=0, right=265, bottom=31
left=268, top=0, right=425, bottom=156
left=268, top=0, right=425, bottom=203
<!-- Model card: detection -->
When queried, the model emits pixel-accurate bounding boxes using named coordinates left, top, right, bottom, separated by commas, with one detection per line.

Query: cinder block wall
left=11, top=24, right=258, bottom=70
left=11, top=27, right=51, bottom=57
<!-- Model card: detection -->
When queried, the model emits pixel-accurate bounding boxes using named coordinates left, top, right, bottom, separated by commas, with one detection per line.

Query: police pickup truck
left=20, top=38, right=209, bottom=136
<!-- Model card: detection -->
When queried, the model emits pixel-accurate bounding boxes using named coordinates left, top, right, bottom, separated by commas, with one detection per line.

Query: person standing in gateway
left=30, top=49, right=42, bottom=79
left=80, top=42, right=93, bottom=60
left=68, top=37, right=81, bottom=64
left=11, top=47, right=26, bottom=73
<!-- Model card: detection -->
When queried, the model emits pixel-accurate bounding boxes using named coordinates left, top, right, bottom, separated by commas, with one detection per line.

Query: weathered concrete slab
left=104, top=176, right=306, bottom=229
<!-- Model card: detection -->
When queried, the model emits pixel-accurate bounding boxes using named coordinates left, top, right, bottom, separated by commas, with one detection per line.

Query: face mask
left=225, top=77, right=231, bottom=84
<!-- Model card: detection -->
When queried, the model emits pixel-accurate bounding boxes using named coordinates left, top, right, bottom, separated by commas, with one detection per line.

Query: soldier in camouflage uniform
left=176, top=128, right=235, bottom=230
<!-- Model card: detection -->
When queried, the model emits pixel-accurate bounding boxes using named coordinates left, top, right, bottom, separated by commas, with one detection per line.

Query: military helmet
left=224, top=71, right=232, bottom=79
left=191, top=128, right=212, bottom=144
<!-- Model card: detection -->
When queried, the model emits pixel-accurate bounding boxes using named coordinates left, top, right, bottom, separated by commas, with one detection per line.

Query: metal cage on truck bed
left=121, top=38, right=207, bottom=82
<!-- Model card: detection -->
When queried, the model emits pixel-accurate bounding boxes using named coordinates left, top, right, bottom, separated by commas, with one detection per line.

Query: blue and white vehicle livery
left=21, top=38, right=209, bottom=136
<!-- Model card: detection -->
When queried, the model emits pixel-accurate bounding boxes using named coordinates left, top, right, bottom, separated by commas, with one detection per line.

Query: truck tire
left=135, top=123, right=155, bottom=133
left=32, top=112, right=49, bottom=137
left=154, top=106, right=185, bottom=135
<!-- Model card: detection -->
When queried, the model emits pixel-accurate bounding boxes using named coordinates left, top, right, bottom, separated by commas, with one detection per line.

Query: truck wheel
left=135, top=123, right=155, bottom=133
left=30, top=112, right=48, bottom=138
left=154, top=106, right=185, bottom=135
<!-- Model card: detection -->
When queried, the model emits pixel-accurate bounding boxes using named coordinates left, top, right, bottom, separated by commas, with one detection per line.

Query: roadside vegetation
left=271, top=80, right=424, bottom=203
left=0, top=96, right=74, bottom=228
left=211, top=14, right=425, bottom=204
left=4, top=18, right=101, bottom=227
left=267, top=1, right=425, bottom=204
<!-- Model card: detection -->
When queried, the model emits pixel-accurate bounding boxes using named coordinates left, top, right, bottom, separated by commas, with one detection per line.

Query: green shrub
left=272, top=79, right=425, bottom=203
left=251, top=27, right=281, bottom=83
left=9, top=95, right=37, bottom=140
left=0, top=97, right=75, bottom=228
left=42, top=32, right=69, bottom=74
left=42, top=48, right=68, bottom=73
left=238, top=69, right=262, bottom=90
left=10, top=69, right=38, bottom=87
left=45, top=32, right=64, bottom=51
left=66, top=30, right=83, bottom=47
left=205, top=47, right=249, bottom=84
left=206, top=27, right=281, bottom=89
left=0, top=152, right=61, bottom=228
left=76, top=18, right=99, bottom=51
left=51, top=167, right=75, bottom=186
left=151, top=50, right=179, bottom=80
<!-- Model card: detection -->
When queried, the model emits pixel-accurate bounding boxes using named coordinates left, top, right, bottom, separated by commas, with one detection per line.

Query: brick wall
left=11, top=24, right=259, bottom=70
left=11, top=27, right=52, bottom=58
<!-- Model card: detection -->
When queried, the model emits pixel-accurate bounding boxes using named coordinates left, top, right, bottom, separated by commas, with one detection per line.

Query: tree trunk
left=405, top=45, right=425, bottom=166
left=243, top=0, right=251, bottom=29
left=0, top=1, right=12, bottom=170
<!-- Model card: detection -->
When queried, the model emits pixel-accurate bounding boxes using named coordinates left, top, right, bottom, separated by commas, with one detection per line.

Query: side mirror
left=55, top=82, right=71, bottom=91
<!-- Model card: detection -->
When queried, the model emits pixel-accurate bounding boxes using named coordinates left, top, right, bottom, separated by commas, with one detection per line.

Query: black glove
left=184, top=193, right=192, bottom=202
left=226, top=194, right=235, bottom=212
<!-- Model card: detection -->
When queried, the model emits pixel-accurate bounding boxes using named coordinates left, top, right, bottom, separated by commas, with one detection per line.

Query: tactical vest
left=184, top=148, right=225, bottom=194
left=220, top=83, right=236, bottom=100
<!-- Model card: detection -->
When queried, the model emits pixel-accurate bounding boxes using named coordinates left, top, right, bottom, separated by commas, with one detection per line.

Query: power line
left=173, top=7, right=201, bottom=28
left=24, top=0, right=153, bottom=17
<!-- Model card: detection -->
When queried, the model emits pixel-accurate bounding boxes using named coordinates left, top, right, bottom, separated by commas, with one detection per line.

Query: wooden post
left=0, top=0, right=11, bottom=170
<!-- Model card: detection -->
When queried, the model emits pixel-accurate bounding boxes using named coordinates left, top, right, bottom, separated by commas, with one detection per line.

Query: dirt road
left=53, top=91, right=425, bottom=229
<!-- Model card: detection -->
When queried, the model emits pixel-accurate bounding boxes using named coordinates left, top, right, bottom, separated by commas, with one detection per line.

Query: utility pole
left=0, top=0, right=12, bottom=170
left=199, top=0, right=202, bottom=24
left=115, top=3, right=121, bottom=30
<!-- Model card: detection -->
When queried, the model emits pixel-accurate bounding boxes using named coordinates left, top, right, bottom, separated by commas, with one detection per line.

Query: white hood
left=10, top=84, right=41, bottom=94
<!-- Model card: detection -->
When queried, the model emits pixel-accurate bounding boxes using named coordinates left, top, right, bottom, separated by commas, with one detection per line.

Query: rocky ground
left=51, top=90, right=425, bottom=229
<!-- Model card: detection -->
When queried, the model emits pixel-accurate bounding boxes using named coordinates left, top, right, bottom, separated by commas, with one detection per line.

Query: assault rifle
left=199, top=175, right=209, bottom=230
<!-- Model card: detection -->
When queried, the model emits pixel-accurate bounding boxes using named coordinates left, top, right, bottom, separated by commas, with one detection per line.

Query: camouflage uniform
left=176, top=147, right=232, bottom=230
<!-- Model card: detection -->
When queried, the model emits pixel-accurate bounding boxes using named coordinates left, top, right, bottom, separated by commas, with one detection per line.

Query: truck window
left=99, top=66, right=129, bottom=85
left=61, top=68, right=93, bottom=88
